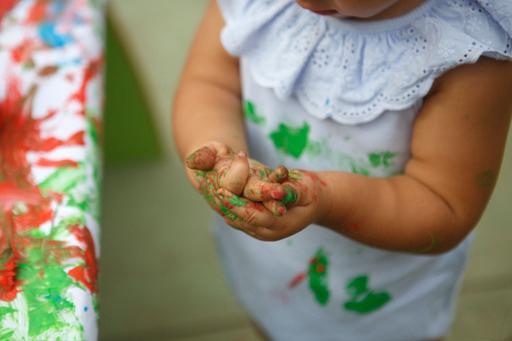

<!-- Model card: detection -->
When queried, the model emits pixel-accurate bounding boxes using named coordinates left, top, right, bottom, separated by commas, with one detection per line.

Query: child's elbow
left=425, top=217, right=477, bottom=255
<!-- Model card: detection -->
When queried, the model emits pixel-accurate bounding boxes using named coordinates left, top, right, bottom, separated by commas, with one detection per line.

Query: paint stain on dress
left=343, top=275, right=391, bottom=314
left=308, top=248, right=330, bottom=305
left=244, top=100, right=266, bottom=125
left=368, top=152, right=397, bottom=168
left=287, top=248, right=330, bottom=305
left=269, top=122, right=310, bottom=159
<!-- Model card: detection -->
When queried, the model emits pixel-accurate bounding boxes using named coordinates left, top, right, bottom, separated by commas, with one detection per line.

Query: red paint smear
left=67, top=225, right=98, bottom=293
left=288, top=272, right=307, bottom=289
left=315, top=264, right=325, bottom=273
left=25, top=0, right=49, bottom=24
left=36, top=131, right=85, bottom=152
left=0, top=0, right=17, bottom=20
left=303, top=172, right=327, bottom=187
left=12, top=206, right=53, bottom=232
left=0, top=181, right=41, bottom=210
left=0, top=74, right=57, bottom=301
left=0, top=253, right=21, bottom=301
left=71, top=58, right=102, bottom=116
left=35, top=158, right=78, bottom=168
left=11, top=39, right=37, bottom=64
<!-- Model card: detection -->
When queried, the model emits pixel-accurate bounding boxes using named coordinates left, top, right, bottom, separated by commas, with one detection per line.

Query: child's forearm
left=317, top=171, right=463, bottom=254
left=173, top=77, right=247, bottom=160
left=172, top=1, right=247, bottom=161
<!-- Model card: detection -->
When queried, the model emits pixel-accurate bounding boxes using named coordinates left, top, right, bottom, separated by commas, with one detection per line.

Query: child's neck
left=356, top=0, right=426, bottom=21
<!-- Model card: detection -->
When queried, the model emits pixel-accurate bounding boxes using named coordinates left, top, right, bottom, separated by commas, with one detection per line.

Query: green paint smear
left=269, top=122, right=310, bottom=159
left=0, top=307, right=16, bottom=324
left=220, top=205, right=240, bottom=222
left=282, top=186, right=298, bottom=205
left=308, top=248, right=330, bottom=306
left=343, top=275, right=391, bottom=315
left=39, top=166, right=86, bottom=194
left=0, top=329, right=14, bottom=340
left=368, top=152, right=397, bottom=168
left=17, top=247, right=76, bottom=337
left=350, top=164, right=370, bottom=176
left=229, top=195, right=246, bottom=207
left=244, top=100, right=266, bottom=125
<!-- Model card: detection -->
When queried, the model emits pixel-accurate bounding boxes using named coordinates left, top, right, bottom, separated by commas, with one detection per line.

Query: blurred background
left=100, top=1, right=512, bottom=340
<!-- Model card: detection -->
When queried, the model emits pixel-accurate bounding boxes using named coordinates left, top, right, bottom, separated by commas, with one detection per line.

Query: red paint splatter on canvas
left=67, top=225, right=98, bottom=293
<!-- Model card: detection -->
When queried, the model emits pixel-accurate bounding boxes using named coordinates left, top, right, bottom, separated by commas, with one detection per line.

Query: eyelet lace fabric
left=218, top=0, right=512, bottom=124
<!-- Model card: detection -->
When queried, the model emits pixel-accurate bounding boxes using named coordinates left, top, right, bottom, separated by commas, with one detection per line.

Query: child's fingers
left=216, top=188, right=276, bottom=228
left=268, top=165, right=289, bottom=183
left=263, top=200, right=287, bottom=217
left=281, top=183, right=300, bottom=208
left=243, top=176, right=285, bottom=201
left=185, top=146, right=217, bottom=170
left=220, top=151, right=250, bottom=195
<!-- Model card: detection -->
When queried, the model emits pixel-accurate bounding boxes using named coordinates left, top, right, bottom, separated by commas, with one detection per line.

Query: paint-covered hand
left=185, top=142, right=291, bottom=232
left=216, top=169, right=331, bottom=241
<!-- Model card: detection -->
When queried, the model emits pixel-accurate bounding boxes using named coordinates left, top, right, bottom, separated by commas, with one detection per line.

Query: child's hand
left=217, top=169, right=331, bottom=241
left=185, top=142, right=290, bottom=231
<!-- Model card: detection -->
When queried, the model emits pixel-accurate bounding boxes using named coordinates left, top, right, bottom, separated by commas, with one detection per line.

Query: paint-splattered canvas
left=0, top=0, right=103, bottom=339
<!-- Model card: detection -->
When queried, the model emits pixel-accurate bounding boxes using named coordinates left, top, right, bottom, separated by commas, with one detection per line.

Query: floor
left=99, top=1, right=512, bottom=340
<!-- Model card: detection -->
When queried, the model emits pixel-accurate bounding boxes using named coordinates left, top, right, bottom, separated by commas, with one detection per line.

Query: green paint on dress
left=343, top=275, right=391, bottom=314
left=350, top=164, right=370, bottom=176
left=368, top=152, right=397, bottom=168
left=269, top=122, right=310, bottom=159
left=244, top=100, right=266, bottom=125
left=308, top=248, right=330, bottom=306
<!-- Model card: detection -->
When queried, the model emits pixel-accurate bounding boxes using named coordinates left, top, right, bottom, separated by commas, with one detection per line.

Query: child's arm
left=173, top=1, right=287, bottom=219
left=172, top=0, right=246, bottom=159
left=318, top=58, right=512, bottom=254
left=221, top=58, right=512, bottom=255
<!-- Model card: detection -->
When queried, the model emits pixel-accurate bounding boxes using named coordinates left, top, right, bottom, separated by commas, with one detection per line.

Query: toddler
left=173, top=0, right=512, bottom=340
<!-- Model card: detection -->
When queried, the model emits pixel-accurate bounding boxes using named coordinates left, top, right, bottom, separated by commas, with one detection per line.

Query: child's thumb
left=185, top=146, right=217, bottom=170
left=220, top=151, right=250, bottom=195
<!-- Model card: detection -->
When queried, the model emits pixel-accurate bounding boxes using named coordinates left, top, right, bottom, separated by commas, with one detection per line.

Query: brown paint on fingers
left=185, top=146, right=217, bottom=170
left=268, top=165, right=289, bottom=183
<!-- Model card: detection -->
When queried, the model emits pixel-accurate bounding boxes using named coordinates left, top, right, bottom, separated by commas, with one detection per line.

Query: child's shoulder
left=217, top=0, right=512, bottom=124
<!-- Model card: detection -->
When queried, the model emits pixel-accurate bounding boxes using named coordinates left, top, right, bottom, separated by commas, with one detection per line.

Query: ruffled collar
left=220, top=0, right=512, bottom=124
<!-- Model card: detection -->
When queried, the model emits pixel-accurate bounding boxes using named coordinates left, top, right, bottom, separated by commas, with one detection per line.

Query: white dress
left=213, top=0, right=512, bottom=340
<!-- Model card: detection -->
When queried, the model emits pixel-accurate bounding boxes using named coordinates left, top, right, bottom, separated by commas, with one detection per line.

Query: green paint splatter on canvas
left=39, top=166, right=86, bottom=194
left=269, top=122, right=310, bottom=159
left=244, top=101, right=266, bottom=125
left=0, top=307, right=16, bottom=323
left=343, top=275, right=391, bottom=314
left=308, top=248, right=330, bottom=306
left=17, top=247, right=78, bottom=337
